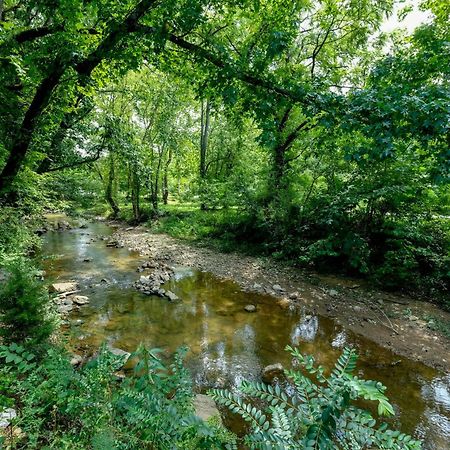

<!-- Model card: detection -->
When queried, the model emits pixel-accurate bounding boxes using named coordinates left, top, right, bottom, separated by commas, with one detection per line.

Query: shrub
left=210, top=346, right=422, bottom=450
left=0, top=258, right=54, bottom=349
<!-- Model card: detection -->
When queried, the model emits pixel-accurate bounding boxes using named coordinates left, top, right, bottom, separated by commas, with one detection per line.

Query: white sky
left=381, top=0, right=431, bottom=33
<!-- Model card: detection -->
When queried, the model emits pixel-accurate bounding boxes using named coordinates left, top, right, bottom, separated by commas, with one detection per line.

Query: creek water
left=41, top=220, right=450, bottom=449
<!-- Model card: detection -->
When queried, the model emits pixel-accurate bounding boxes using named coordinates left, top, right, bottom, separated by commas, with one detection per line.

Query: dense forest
left=0, top=0, right=449, bottom=448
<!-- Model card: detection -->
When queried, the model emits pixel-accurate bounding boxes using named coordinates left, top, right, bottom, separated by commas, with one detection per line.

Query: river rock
left=262, top=363, right=284, bottom=384
left=109, top=347, right=131, bottom=362
left=0, top=408, right=17, bottom=429
left=244, top=304, right=257, bottom=313
left=70, top=354, right=83, bottom=367
left=194, top=394, right=221, bottom=422
left=72, top=295, right=89, bottom=305
left=57, top=221, right=71, bottom=230
left=289, top=292, right=299, bottom=300
left=50, top=282, right=78, bottom=293
left=327, top=289, right=339, bottom=297
left=272, top=284, right=284, bottom=293
left=277, top=298, right=291, bottom=310
left=165, top=291, right=179, bottom=302
left=58, top=303, right=73, bottom=314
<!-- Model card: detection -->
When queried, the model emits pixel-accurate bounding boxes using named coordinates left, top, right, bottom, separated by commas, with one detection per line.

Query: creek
left=41, top=219, right=450, bottom=449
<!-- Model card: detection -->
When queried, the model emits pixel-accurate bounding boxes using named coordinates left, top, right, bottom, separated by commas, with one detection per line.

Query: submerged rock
left=244, top=304, right=257, bottom=313
left=277, top=298, right=291, bottom=310
left=262, top=363, right=285, bottom=384
left=194, top=394, right=221, bottom=422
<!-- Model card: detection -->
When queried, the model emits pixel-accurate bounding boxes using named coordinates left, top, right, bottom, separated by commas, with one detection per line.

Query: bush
left=0, top=258, right=54, bottom=349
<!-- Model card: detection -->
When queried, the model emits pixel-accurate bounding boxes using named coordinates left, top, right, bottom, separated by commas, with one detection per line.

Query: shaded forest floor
left=108, top=221, right=450, bottom=372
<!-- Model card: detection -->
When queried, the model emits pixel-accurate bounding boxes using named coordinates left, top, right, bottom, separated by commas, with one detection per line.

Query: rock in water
left=165, top=291, right=179, bottom=302
left=244, top=304, right=257, bottom=313
left=72, top=295, right=90, bottom=305
left=109, top=347, right=131, bottom=362
left=262, top=363, right=284, bottom=383
left=49, top=282, right=78, bottom=293
left=194, top=394, right=221, bottom=422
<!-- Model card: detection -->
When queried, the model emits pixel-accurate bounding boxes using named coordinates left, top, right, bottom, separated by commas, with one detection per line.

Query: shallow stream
left=41, top=220, right=450, bottom=449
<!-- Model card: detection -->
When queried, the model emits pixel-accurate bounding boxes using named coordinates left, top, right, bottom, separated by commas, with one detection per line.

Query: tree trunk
left=0, top=62, right=65, bottom=199
left=105, top=155, right=120, bottom=218
left=131, top=168, right=140, bottom=222
left=162, top=147, right=172, bottom=205
left=199, top=99, right=211, bottom=210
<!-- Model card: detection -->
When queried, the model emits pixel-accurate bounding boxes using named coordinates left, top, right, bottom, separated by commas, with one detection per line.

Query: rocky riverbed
left=107, top=222, right=450, bottom=372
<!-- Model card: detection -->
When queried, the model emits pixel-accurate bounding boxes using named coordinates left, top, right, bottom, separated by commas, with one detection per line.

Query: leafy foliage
left=210, top=346, right=422, bottom=450
left=1, top=345, right=235, bottom=449
left=0, top=258, right=54, bottom=349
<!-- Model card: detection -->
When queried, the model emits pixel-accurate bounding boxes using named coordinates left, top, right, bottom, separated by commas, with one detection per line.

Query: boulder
left=49, top=282, right=78, bottom=293
left=0, top=408, right=17, bottom=429
left=72, top=295, right=90, bottom=306
left=262, top=363, right=284, bottom=384
left=244, top=304, right=257, bottom=313
left=194, top=394, right=221, bottom=422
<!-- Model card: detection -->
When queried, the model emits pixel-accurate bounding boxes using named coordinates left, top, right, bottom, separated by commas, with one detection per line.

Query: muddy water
left=41, top=221, right=450, bottom=449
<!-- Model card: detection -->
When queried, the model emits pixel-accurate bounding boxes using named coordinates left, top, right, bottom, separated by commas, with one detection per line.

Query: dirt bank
left=110, top=223, right=450, bottom=372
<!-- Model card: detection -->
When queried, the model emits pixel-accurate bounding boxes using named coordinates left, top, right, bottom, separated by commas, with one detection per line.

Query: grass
left=145, top=202, right=266, bottom=255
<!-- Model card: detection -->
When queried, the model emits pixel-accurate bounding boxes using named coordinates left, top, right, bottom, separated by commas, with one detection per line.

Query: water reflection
left=42, top=223, right=450, bottom=449
left=291, top=315, right=319, bottom=343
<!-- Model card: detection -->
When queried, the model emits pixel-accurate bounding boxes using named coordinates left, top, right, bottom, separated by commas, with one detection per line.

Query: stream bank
left=109, top=222, right=450, bottom=372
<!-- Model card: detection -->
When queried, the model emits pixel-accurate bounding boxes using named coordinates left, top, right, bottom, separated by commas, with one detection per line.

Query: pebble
left=244, top=304, right=257, bottom=313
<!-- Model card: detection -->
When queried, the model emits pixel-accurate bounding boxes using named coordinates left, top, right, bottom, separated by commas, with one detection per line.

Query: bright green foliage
left=2, top=345, right=235, bottom=449
left=0, top=342, right=37, bottom=373
left=210, top=346, right=422, bottom=450
left=0, top=258, right=54, bottom=348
